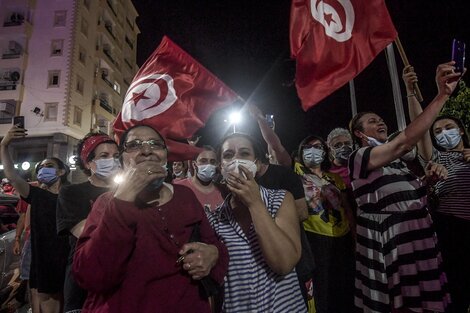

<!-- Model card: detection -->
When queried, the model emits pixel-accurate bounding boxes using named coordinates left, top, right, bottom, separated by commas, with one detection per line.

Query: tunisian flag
left=290, top=0, right=397, bottom=111
left=113, top=36, right=239, bottom=161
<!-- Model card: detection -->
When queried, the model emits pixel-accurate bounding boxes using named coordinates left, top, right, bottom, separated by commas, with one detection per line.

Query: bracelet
left=407, top=93, right=416, bottom=98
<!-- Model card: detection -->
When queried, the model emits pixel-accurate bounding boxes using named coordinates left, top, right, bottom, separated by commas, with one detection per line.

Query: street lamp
left=21, top=162, right=30, bottom=171
left=228, top=111, right=242, bottom=132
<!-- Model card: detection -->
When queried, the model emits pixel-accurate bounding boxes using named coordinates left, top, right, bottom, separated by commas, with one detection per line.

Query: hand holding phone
left=451, top=39, right=466, bottom=74
left=13, top=116, right=25, bottom=129
left=265, top=114, right=274, bottom=129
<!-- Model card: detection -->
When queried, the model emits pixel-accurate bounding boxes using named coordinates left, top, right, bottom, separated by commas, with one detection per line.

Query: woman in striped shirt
left=206, top=133, right=307, bottom=312
left=348, top=61, right=460, bottom=313
left=404, top=64, right=470, bottom=312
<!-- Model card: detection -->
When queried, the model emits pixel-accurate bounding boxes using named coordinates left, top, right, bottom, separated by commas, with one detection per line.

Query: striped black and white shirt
left=206, top=187, right=307, bottom=313
left=432, top=149, right=470, bottom=220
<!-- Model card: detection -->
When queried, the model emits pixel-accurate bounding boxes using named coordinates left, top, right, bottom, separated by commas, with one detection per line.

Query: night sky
left=131, top=0, right=470, bottom=154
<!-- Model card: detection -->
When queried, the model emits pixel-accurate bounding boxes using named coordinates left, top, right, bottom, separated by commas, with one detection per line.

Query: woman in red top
left=73, top=125, right=228, bottom=313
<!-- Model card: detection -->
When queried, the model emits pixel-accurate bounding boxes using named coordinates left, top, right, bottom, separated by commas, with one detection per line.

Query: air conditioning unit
left=8, top=41, right=22, bottom=54
left=0, top=102, right=15, bottom=114
left=1, top=71, right=20, bottom=82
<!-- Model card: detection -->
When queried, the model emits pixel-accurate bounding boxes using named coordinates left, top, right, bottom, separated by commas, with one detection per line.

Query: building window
left=44, top=102, right=58, bottom=121
left=78, top=46, right=86, bottom=64
left=81, top=18, right=88, bottom=37
left=53, top=11, right=67, bottom=27
left=73, top=106, right=82, bottom=126
left=48, top=70, right=61, bottom=87
left=76, top=75, right=84, bottom=94
left=113, top=81, right=120, bottom=94
left=50, top=39, right=64, bottom=56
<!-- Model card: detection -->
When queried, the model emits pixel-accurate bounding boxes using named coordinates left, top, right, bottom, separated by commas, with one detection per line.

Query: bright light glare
left=13, top=164, right=18, bottom=169
left=68, top=155, right=77, bottom=165
left=229, top=112, right=242, bottom=125
left=21, top=162, right=30, bottom=171
left=114, top=174, right=124, bottom=184
left=0, top=165, right=3, bottom=170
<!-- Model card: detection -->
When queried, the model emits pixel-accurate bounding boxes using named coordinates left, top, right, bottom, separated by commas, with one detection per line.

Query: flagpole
left=349, top=80, right=357, bottom=117
left=385, top=43, right=407, bottom=131
left=394, top=37, right=423, bottom=102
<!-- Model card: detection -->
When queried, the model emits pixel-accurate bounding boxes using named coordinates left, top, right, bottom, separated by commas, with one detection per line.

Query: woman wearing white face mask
left=206, top=133, right=307, bottom=312
left=56, top=132, right=120, bottom=313
left=296, top=135, right=355, bottom=313
left=404, top=64, right=470, bottom=312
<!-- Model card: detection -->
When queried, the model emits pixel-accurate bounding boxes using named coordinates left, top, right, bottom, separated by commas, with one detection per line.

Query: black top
left=57, top=181, right=109, bottom=237
left=256, top=164, right=305, bottom=200
left=23, top=185, right=69, bottom=293
left=56, top=180, right=110, bottom=311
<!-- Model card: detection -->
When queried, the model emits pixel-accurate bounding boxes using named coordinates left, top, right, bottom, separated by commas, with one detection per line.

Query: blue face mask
left=196, top=164, right=217, bottom=182
left=147, top=163, right=168, bottom=190
left=435, top=128, right=461, bottom=150
left=93, top=158, right=121, bottom=178
left=37, top=167, right=59, bottom=186
left=303, top=147, right=325, bottom=166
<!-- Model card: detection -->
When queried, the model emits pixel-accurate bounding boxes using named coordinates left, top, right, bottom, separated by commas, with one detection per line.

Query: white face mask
left=196, top=164, right=217, bottom=182
left=93, top=158, right=121, bottom=178
left=365, top=136, right=384, bottom=147
left=435, top=128, right=462, bottom=150
left=303, top=147, right=325, bottom=166
left=221, top=159, right=257, bottom=180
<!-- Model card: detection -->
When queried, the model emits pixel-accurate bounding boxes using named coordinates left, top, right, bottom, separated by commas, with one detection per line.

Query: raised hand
left=435, top=61, right=464, bottom=96
left=0, top=126, right=27, bottom=147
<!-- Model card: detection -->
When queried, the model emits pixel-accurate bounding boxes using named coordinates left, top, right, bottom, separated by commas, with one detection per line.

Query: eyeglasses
left=302, top=144, right=323, bottom=150
left=123, top=139, right=166, bottom=152
left=332, top=141, right=352, bottom=149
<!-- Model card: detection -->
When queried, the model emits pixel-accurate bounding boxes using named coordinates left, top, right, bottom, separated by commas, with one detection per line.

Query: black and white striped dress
left=206, top=187, right=307, bottom=313
left=349, top=147, right=450, bottom=313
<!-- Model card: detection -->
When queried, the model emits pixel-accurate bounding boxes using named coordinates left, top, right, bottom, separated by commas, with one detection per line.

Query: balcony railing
left=106, top=0, right=117, bottom=17
left=2, top=53, right=21, bottom=59
left=124, top=58, right=132, bottom=70
left=99, top=98, right=115, bottom=114
left=126, top=17, right=134, bottom=30
left=101, top=73, right=113, bottom=88
left=3, top=20, right=24, bottom=27
left=125, top=36, right=134, bottom=49
left=105, top=24, right=116, bottom=40
left=0, top=81, right=18, bottom=90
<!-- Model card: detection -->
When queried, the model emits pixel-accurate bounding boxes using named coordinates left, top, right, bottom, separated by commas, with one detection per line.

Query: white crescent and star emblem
left=310, top=0, right=354, bottom=42
left=121, top=74, right=178, bottom=122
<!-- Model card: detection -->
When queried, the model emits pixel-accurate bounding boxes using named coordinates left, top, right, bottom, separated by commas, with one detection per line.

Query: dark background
left=131, top=0, right=470, bottom=154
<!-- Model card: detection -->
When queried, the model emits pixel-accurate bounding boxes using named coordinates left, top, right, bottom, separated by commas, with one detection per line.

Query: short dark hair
left=431, top=115, right=470, bottom=150
left=76, top=132, right=116, bottom=176
left=297, top=135, right=331, bottom=172
left=216, top=132, right=268, bottom=163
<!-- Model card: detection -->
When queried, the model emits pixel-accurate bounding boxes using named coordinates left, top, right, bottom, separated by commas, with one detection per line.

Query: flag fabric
left=290, top=0, right=397, bottom=111
left=113, top=36, right=239, bottom=161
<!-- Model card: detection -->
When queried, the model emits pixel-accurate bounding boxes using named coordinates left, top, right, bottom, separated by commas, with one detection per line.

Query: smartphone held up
left=13, top=116, right=24, bottom=129
left=451, top=39, right=466, bottom=74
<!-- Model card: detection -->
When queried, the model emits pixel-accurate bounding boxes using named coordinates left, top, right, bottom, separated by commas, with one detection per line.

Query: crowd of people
left=0, top=61, right=468, bottom=313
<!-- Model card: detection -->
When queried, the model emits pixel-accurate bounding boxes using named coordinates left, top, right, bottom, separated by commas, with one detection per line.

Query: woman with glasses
left=296, top=135, right=355, bottom=313
left=56, top=132, right=119, bottom=313
left=404, top=64, right=470, bottom=312
left=348, top=62, right=460, bottom=312
left=1, top=125, right=70, bottom=313
left=72, top=125, right=228, bottom=313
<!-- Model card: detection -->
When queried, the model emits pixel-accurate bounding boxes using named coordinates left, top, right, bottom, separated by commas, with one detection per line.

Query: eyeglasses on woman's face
left=123, top=139, right=166, bottom=152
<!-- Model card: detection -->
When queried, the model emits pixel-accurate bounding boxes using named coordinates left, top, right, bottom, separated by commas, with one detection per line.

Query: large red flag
left=113, top=36, right=239, bottom=161
left=290, top=0, right=397, bottom=111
